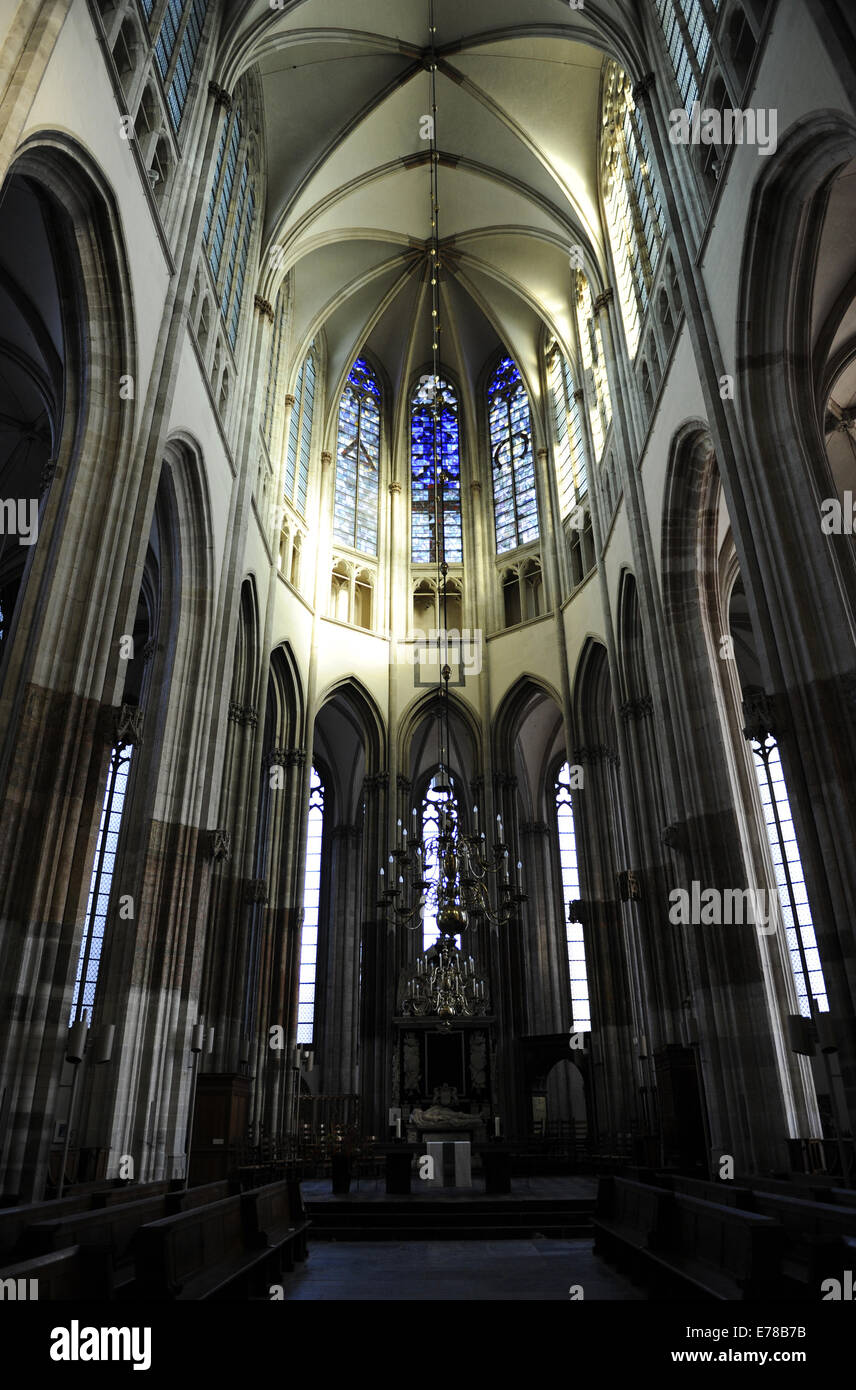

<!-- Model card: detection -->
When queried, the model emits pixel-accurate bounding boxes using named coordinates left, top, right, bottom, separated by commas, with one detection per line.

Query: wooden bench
left=0, top=1245, right=113, bottom=1300
left=17, top=1180, right=238, bottom=1296
left=135, top=1179, right=309, bottom=1299
left=595, top=1178, right=784, bottom=1299
left=653, top=1193, right=783, bottom=1300
left=134, top=1195, right=262, bottom=1300
left=750, top=1192, right=856, bottom=1296
left=242, top=1180, right=310, bottom=1273
left=667, top=1175, right=756, bottom=1210
left=593, top=1176, right=672, bottom=1276
left=0, top=1181, right=172, bottom=1259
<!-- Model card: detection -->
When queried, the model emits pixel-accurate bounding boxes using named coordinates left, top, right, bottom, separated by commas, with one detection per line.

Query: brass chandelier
left=381, top=0, right=526, bottom=1024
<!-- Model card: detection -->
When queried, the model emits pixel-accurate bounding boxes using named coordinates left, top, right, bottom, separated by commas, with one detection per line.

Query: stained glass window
left=411, top=375, right=462, bottom=564
left=555, top=762, right=591, bottom=1031
left=283, top=352, right=316, bottom=515
left=206, top=111, right=241, bottom=282
left=749, top=734, right=828, bottom=1018
left=575, top=275, right=612, bottom=462
left=69, top=743, right=133, bottom=1025
left=262, top=290, right=286, bottom=448
left=333, top=357, right=381, bottom=554
left=153, top=0, right=209, bottom=132
left=547, top=346, right=586, bottom=516
left=420, top=779, right=459, bottom=952
left=655, top=0, right=714, bottom=116
left=488, top=355, right=539, bottom=554
left=602, top=63, right=666, bottom=357
left=297, top=767, right=325, bottom=1044
left=166, top=0, right=207, bottom=131
left=202, top=101, right=254, bottom=351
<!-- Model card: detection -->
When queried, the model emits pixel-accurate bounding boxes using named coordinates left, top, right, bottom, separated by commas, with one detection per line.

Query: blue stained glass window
left=228, top=184, right=254, bottom=348
left=284, top=351, right=316, bottom=514
left=166, top=0, right=208, bottom=132
left=221, top=160, right=248, bottom=320
left=69, top=743, right=134, bottom=1025
left=411, top=375, right=462, bottom=564
left=208, top=112, right=241, bottom=281
left=155, top=0, right=183, bottom=79
left=202, top=117, right=227, bottom=246
left=285, top=360, right=304, bottom=502
left=488, top=355, right=539, bottom=554
left=296, top=354, right=315, bottom=514
left=333, top=357, right=381, bottom=554
left=655, top=0, right=713, bottom=115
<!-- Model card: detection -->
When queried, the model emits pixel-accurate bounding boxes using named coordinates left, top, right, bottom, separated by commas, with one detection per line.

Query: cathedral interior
left=1, top=0, right=856, bottom=1319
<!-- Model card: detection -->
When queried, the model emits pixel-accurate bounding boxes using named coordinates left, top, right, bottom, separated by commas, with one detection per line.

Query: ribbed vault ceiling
left=218, top=0, right=643, bottom=414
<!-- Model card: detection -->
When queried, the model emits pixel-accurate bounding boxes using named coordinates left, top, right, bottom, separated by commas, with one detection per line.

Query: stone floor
left=280, top=1237, right=647, bottom=1300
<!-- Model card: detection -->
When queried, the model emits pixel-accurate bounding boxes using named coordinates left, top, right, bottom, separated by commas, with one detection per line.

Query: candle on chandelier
left=473, top=803, right=479, bottom=831
left=496, top=814, right=504, bottom=841
left=494, top=1116, right=500, bottom=1138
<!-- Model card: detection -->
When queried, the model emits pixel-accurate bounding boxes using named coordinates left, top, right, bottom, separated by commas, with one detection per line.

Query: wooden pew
left=135, top=1180, right=309, bottom=1299
left=17, top=1180, right=238, bottom=1296
left=0, top=1245, right=113, bottom=1300
left=245, top=1179, right=310, bottom=1270
left=654, top=1193, right=783, bottom=1299
left=668, top=1175, right=755, bottom=1210
left=0, top=1181, right=171, bottom=1258
left=593, top=1176, right=672, bottom=1275
left=134, top=1193, right=266, bottom=1300
left=595, top=1178, right=785, bottom=1299
left=750, top=1192, right=856, bottom=1296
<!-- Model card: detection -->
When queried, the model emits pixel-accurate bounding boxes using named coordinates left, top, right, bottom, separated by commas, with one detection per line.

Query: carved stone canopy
left=208, top=829, right=232, bottom=863
left=115, top=703, right=144, bottom=748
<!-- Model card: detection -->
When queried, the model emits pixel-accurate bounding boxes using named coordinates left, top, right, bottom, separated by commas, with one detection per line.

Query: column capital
left=593, top=289, right=614, bottom=314
left=536, top=448, right=549, bottom=461
left=254, top=295, right=275, bottom=322
left=283, top=393, right=297, bottom=408
left=631, top=73, right=656, bottom=105
left=228, top=702, right=258, bottom=728
left=321, top=450, right=333, bottom=468
left=389, top=482, right=402, bottom=495
left=208, top=81, right=232, bottom=110
left=619, top=694, right=653, bottom=722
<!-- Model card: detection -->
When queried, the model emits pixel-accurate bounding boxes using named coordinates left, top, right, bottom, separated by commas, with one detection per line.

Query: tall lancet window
left=202, top=101, right=256, bottom=348
left=69, top=742, right=134, bottom=1024
left=489, top=355, right=539, bottom=554
left=748, top=733, right=828, bottom=1017
left=285, top=350, right=316, bottom=515
left=420, top=778, right=459, bottom=952
left=154, top=0, right=209, bottom=133
left=601, top=63, right=666, bottom=358
left=297, top=767, right=325, bottom=1044
left=575, top=273, right=612, bottom=462
left=333, top=357, right=381, bottom=555
left=546, top=343, right=587, bottom=517
left=655, top=0, right=715, bottom=115
left=555, top=762, right=591, bottom=1031
left=411, top=375, right=462, bottom=563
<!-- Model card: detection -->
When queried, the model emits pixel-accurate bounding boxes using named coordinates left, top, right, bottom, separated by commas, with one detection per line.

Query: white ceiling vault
left=216, top=0, right=646, bottom=422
